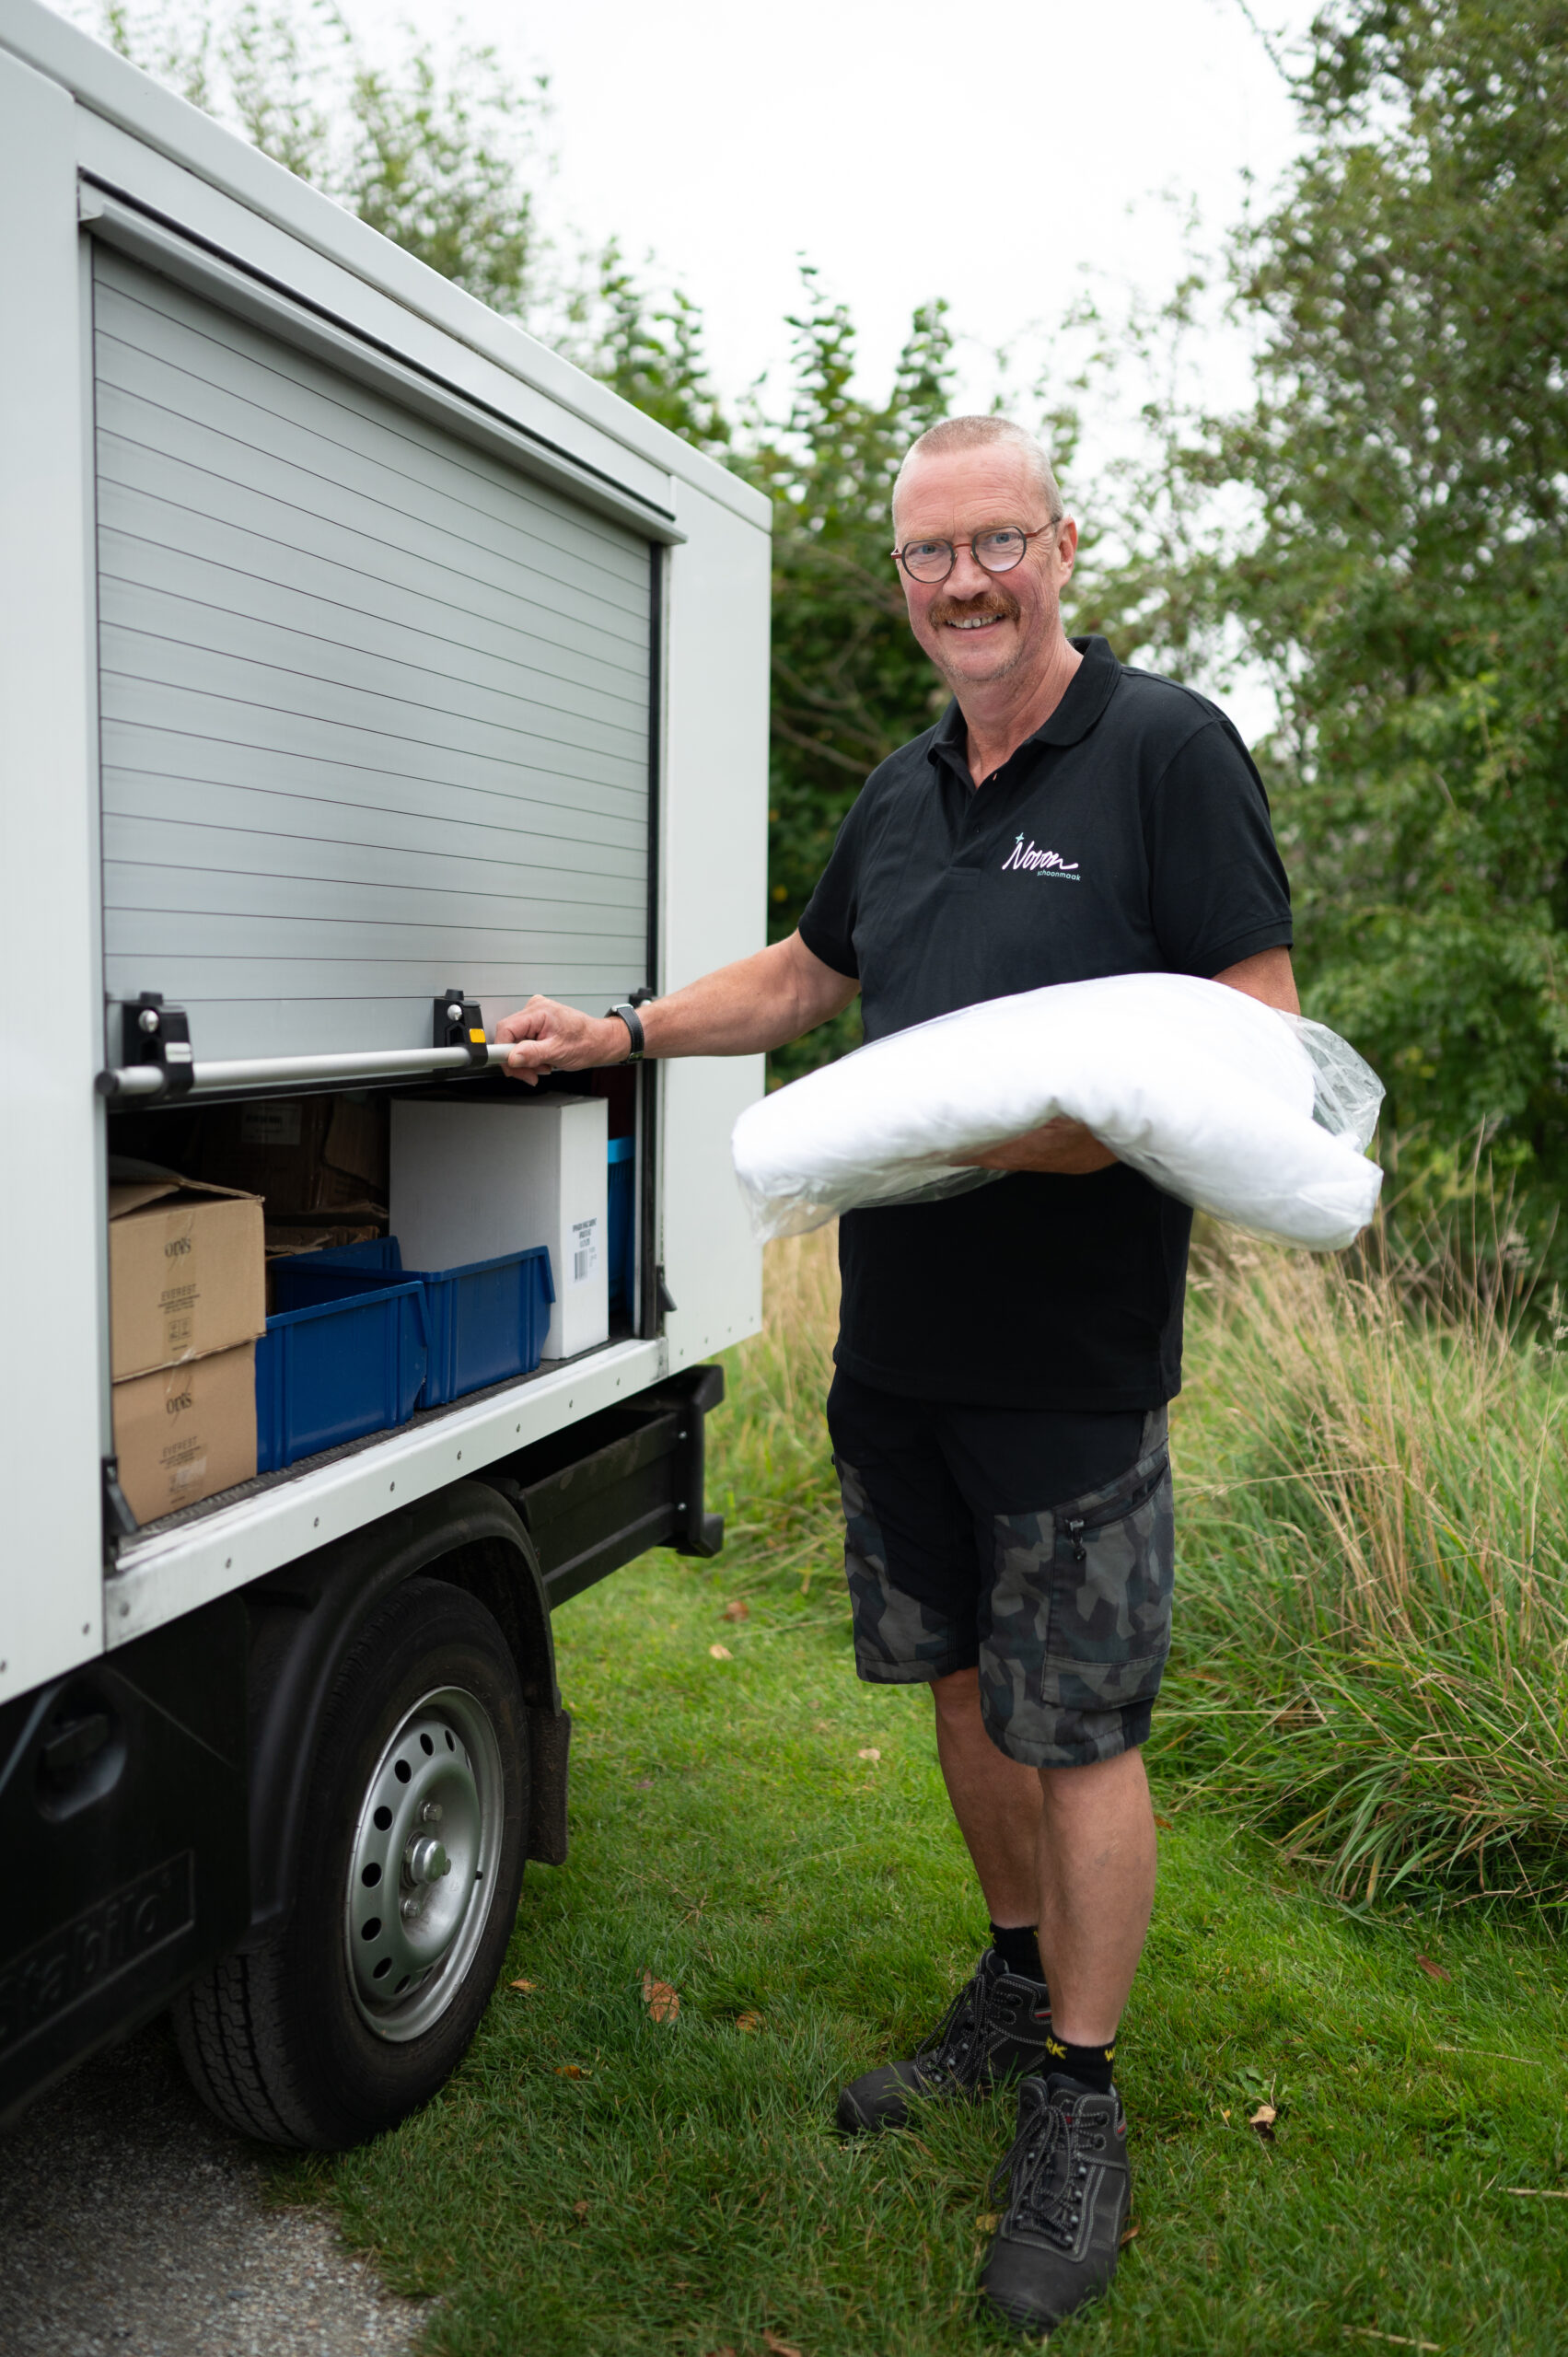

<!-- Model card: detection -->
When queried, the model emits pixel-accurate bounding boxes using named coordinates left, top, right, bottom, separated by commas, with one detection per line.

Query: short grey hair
left=892, top=415, right=1065, bottom=527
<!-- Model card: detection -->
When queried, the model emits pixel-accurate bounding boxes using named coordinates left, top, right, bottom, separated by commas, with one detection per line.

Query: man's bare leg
left=930, top=1668, right=1157, bottom=2039
left=1036, top=1748, right=1157, bottom=2044
left=930, top=1666, right=1041, bottom=1926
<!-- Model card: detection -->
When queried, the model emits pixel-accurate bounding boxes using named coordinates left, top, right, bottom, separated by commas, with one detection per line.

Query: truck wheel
left=173, top=1575, right=528, bottom=2149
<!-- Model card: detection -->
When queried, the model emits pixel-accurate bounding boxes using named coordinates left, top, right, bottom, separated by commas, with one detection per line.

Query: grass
left=280, top=1230, right=1568, bottom=2353
left=1162, top=1236, right=1568, bottom=1910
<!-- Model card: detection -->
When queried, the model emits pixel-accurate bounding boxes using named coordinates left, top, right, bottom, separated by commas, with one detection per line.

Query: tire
left=173, top=1575, right=528, bottom=2149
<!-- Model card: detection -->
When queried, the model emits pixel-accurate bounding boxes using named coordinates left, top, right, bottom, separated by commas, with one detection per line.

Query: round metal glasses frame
left=890, top=521, right=1060, bottom=585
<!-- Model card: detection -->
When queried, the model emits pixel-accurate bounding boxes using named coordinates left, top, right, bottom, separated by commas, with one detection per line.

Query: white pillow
left=732, top=971, right=1384, bottom=1250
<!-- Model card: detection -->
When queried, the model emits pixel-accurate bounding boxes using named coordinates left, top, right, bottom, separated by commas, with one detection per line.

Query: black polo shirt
left=796, top=635, right=1293, bottom=1409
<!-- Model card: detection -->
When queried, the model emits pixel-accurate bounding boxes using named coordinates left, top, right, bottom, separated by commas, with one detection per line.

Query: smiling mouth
left=930, top=591, right=1019, bottom=636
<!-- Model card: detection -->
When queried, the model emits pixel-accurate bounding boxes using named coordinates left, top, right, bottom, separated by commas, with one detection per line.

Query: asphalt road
left=0, top=2019, right=429, bottom=2355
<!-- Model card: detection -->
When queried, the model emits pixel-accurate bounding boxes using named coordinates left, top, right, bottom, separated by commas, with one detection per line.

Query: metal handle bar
left=97, top=1041, right=521, bottom=1099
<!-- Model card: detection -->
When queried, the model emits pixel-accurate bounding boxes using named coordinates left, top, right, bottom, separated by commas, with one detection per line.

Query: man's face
left=892, top=445, right=1078, bottom=695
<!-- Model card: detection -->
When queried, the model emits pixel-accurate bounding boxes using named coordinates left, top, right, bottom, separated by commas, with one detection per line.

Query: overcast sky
left=341, top=0, right=1317, bottom=420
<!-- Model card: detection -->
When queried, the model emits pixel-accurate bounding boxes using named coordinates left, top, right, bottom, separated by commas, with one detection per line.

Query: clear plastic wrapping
left=732, top=973, right=1385, bottom=1250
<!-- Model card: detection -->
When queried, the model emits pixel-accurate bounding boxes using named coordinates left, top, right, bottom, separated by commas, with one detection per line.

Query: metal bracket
left=114, top=993, right=193, bottom=1098
left=102, top=1457, right=139, bottom=1554
left=434, top=987, right=489, bottom=1067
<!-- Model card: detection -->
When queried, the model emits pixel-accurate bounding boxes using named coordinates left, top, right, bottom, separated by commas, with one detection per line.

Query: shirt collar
left=927, top=635, right=1121, bottom=777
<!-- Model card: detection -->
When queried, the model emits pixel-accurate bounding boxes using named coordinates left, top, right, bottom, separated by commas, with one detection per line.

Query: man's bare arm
left=495, top=932, right=859, bottom=1084
left=1208, top=943, right=1299, bottom=1016
left=955, top=946, right=1302, bottom=1176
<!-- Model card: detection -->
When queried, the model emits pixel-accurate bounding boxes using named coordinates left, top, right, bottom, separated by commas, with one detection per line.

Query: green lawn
left=290, top=1520, right=1568, bottom=2355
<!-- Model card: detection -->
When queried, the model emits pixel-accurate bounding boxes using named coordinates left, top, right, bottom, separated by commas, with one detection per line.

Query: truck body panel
left=0, top=0, right=770, bottom=2128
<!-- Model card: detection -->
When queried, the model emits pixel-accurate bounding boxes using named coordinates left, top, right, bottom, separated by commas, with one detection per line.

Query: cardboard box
left=109, top=1177, right=266, bottom=1382
left=198, top=1095, right=388, bottom=1215
left=112, top=1341, right=258, bottom=1525
left=389, top=1096, right=609, bottom=1360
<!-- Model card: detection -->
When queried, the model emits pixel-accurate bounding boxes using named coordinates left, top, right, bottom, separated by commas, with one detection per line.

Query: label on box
left=112, top=1342, right=258, bottom=1525
left=240, top=1103, right=303, bottom=1146
left=569, top=1215, right=599, bottom=1286
left=157, top=1276, right=198, bottom=1361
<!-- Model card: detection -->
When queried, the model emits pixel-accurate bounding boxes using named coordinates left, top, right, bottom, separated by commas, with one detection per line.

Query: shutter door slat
left=99, top=528, right=648, bottom=723
left=96, top=262, right=651, bottom=604
left=95, top=247, right=653, bottom=1060
left=97, top=450, right=649, bottom=671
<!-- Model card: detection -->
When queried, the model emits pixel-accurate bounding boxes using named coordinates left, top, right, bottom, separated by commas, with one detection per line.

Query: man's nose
left=943, top=543, right=993, bottom=598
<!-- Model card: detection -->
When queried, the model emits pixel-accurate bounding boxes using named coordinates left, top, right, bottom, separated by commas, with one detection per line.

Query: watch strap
left=607, top=1001, right=645, bottom=1062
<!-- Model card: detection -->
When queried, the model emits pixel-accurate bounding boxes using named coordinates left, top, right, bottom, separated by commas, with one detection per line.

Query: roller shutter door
left=92, top=243, right=653, bottom=1063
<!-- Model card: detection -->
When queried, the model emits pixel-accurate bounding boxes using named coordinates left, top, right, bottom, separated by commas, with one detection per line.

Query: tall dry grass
left=709, top=1227, right=843, bottom=1591
left=1167, top=1240, right=1568, bottom=1911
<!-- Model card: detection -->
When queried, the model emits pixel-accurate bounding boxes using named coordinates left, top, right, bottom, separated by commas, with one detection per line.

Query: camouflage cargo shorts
left=826, top=1370, right=1175, bottom=1769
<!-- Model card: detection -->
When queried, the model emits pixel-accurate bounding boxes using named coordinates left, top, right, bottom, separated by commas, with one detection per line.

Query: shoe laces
left=912, top=1965, right=995, bottom=2087
left=989, top=2092, right=1091, bottom=2250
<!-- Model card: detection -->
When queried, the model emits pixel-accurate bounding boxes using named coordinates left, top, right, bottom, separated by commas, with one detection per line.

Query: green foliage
left=1089, top=1, right=1568, bottom=1231
left=581, top=245, right=732, bottom=453
left=98, top=2, right=551, bottom=312
left=1244, top=2, right=1568, bottom=1174
left=336, top=41, right=546, bottom=312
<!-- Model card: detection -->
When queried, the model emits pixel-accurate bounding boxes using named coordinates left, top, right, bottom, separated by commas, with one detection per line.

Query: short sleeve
left=797, top=793, right=868, bottom=979
left=1144, top=717, right=1293, bottom=976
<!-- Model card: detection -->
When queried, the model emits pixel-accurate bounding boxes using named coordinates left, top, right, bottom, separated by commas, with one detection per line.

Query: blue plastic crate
left=607, top=1135, right=634, bottom=1318
left=273, top=1244, right=554, bottom=1407
left=255, top=1280, right=428, bottom=1473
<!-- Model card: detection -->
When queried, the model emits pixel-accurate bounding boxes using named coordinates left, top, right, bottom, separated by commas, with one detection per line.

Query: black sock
left=1044, top=2034, right=1117, bottom=2095
left=988, top=1922, right=1046, bottom=1986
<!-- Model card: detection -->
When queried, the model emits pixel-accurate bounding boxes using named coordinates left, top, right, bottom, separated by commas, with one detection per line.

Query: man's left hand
left=954, top=1116, right=1117, bottom=1177
left=950, top=947, right=1300, bottom=1178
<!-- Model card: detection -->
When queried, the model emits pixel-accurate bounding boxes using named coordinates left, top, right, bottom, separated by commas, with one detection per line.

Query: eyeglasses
left=890, top=521, right=1059, bottom=585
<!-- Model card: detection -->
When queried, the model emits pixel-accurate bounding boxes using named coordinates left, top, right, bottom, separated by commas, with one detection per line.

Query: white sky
left=342, top=0, right=1317, bottom=421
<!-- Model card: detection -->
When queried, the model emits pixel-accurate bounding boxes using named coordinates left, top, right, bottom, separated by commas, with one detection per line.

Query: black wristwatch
left=606, top=1001, right=645, bottom=1062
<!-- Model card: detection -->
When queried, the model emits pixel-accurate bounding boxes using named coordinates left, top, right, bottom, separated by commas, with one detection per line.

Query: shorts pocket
left=982, top=1438, right=1176, bottom=1761
left=1044, top=1446, right=1176, bottom=1704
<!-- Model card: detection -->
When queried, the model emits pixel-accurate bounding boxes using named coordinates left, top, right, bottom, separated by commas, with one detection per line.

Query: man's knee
left=1036, top=1744, right=1150, bottom=1816
left=931, top=1663, right=981, bottom=1725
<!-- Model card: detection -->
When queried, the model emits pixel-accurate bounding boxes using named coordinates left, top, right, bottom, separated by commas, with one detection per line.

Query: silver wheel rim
left=343, top=1685, right=505, bottom=2044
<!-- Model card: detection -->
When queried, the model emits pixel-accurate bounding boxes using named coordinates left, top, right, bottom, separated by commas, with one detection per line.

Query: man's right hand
left=495, top=999, right=629, bottom=1085
left=494, top=935, right=859, bottom=1078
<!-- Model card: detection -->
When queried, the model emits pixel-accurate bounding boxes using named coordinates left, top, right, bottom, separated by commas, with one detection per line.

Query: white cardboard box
left=389, top=1096, right=610, bottom=1361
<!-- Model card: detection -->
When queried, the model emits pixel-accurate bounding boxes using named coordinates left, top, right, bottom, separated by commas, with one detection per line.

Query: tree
left=1091, top=1, right=1568, bottom=1230
left=99, top=2, right=552, bottom=313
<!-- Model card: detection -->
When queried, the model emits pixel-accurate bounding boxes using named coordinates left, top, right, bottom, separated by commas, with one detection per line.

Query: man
left=497, top=414, right=1296, bottom=2336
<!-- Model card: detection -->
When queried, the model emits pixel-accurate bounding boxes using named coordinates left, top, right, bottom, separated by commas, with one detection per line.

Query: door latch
left=434, top=988, right=488, bottom=1067
left=119, top=993, right=194, bottom=1097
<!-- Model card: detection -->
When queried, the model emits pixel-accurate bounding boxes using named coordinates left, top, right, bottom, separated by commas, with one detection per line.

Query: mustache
left=928, top=587, right=1021, bottom=628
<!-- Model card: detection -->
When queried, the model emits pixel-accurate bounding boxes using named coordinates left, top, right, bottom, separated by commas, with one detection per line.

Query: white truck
left=0, top=0, right=769, bottom=2146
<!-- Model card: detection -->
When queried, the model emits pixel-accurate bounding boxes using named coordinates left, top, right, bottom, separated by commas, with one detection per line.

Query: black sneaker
left=978, top=2073, right=1131, bottom=2336
left=835, top=1950, right=1054, bottom=2134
